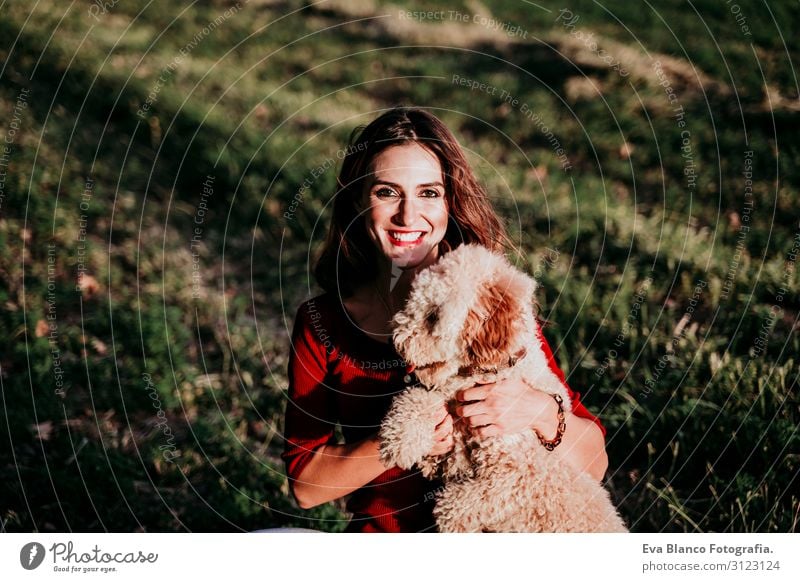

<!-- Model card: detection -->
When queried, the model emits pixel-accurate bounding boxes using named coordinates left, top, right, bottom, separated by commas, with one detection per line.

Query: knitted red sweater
left=282, top=293, right=607, bottom=533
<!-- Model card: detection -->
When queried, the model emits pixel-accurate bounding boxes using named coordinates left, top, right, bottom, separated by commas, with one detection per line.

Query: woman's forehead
left=370, top=143, right=443, bottom=182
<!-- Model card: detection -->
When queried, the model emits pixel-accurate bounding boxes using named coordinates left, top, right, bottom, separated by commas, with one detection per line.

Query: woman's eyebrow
left=370, top=180, right=444, bottom=189
left=370, top=180, right=403, bottom=189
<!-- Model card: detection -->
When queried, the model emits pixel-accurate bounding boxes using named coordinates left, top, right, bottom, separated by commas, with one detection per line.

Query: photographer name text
left=643, top=543, right=772, bottom=557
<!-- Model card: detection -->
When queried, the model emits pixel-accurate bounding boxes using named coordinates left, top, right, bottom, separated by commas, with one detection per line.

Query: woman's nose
left=396, top=196, right=419, bottom=225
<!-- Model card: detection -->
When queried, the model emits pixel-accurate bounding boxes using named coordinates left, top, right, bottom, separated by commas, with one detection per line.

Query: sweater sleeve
left=536, top=325, right=606, bottom=438
left=281, top=302, right=337, bottom=484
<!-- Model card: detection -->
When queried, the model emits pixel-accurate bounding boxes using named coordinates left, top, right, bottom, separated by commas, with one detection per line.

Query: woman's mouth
left=387, top=230, right=426, bottom=246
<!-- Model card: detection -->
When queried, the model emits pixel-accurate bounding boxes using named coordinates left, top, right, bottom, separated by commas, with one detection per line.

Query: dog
left=379, top=243, right=627, bottom=532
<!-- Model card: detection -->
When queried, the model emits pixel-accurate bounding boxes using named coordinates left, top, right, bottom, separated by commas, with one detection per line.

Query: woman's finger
left=435, top=412, right=453, bottom=430
left=435, top=419, right=453, bottom=438
left=438, top=403, right=452, bottom=423
left=430, top=434, right=454, bottom=455
left=472, top=424, right=500, bottom=439
left=457, top=385, right=490, bottom=402
left=466, top=413, right=492, bottom=428
left=455, top=401, right=488, bottom=418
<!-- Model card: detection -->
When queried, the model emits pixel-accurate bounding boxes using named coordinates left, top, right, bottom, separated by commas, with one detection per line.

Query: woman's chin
left=383, top=243, right=440, bottom=269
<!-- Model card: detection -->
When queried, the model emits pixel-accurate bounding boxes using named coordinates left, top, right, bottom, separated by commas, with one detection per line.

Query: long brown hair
left=314, top=106, right=512, bottom=297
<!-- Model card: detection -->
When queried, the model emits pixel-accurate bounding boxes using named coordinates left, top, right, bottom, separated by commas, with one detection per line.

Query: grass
left=0, top=0, right=797, bottom=532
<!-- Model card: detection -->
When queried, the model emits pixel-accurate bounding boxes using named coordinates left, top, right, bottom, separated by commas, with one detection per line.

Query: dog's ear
left=463, top=282, right=517, bottom=367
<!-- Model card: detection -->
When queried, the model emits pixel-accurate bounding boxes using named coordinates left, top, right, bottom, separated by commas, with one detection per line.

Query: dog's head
left=393, top=244, right=536, bottom=388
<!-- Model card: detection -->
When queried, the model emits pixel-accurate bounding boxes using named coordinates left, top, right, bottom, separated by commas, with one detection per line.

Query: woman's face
left=360, top=143, right=449, bottom=271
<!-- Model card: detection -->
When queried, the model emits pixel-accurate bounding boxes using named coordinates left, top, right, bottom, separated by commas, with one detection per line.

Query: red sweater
left=282, top=293, right=606, bottom=533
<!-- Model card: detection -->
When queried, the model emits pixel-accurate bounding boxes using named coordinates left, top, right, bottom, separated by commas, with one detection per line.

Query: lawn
left=1, top=0, right=797, bottom=532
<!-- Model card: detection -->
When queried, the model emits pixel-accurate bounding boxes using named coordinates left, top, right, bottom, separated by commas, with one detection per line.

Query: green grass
left=1, top=0, right=797, bottom=532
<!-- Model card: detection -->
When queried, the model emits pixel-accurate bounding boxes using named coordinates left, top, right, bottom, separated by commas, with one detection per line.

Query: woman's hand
left=453, top=377, right=609, bottom=481
left=453, top=377, right=554, bottom=439
left=426, top=404, right=455, bottom=456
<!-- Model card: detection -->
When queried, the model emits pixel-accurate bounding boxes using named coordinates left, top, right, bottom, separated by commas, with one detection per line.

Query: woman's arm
left=453, top=380, right=608, bottom=481
left=290, top=434, right=387, bottom=509
left=292, top=407, right=454, bottom=509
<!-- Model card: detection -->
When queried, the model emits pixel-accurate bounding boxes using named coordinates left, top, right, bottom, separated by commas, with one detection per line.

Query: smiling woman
left=360, top=143, right=449, bottom=269
left=314, top=107, right=510, bottom=301
left=281, top=107, right=609, bottom=532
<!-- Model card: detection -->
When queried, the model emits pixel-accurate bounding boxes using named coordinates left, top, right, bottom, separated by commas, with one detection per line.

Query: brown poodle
left=379, top=244, right=627, bottom=532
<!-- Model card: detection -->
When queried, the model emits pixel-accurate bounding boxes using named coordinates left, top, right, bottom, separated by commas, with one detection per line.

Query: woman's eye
left=375, top=188, right=397, bottom=198
left=420, top=189, right=441, bottom=198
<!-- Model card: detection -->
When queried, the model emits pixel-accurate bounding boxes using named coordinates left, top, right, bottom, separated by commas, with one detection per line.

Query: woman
left=282, top=107, right=608, bottom=532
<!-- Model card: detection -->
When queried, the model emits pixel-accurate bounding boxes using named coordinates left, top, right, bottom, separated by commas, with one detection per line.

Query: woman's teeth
left=389, top=231, right=424, bottom=242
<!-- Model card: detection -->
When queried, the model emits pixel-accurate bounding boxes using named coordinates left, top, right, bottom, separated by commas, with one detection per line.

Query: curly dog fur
left=379, top=244, right=627, bottom=532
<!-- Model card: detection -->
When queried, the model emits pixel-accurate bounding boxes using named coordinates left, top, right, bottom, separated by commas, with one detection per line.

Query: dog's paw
left=379, top=429, right=434, bottom=470
left=379, top=387, right=443, bottom=470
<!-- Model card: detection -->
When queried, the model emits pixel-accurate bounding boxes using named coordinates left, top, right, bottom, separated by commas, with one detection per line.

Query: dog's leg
left=438, top=451, right=565, bottom=533
left=379, top=387, right=445, bottom=470
left=433, top=480, right=485, bottom=533
left=568, top=474, right=629, bottom=532
left=434, top=470, right=523, bottom=533
left=440, top=423, right=474, bottom=481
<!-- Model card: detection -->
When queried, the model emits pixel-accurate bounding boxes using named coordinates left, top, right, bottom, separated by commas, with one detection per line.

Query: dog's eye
left=425, top=310, right=439, bottom=329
